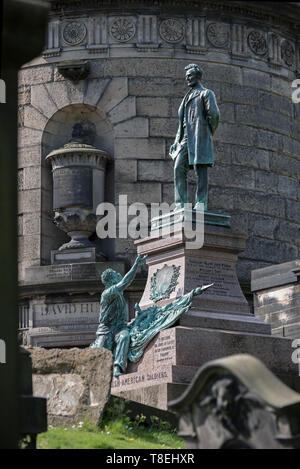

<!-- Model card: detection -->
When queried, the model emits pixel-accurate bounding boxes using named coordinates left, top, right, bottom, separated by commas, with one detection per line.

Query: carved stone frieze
left=42, top=11, right=299, bottom=72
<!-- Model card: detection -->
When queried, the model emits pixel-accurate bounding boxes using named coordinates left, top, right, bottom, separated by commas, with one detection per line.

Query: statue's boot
left=113, top=365, right=122, bottom=377
left=193, top=202, right=206, bottom=211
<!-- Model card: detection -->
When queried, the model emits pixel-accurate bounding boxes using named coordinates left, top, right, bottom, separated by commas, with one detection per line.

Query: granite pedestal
left=136, top=216, right=264, bottom=325
left=112, top=217, right=300, bottom=410
left=112, top=324, right=300, bottom=410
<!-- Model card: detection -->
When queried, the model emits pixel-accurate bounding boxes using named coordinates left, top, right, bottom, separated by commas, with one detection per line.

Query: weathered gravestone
left=27, top=347, right=113, bottom=426
left=169, top=354, right=300, bottom=449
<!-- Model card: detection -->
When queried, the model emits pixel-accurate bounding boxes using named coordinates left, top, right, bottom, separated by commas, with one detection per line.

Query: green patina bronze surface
left=90, top=255, right=212, bottom=376
left=128, top=286, right=210, bottom=363
left=169, top=63, right=220, bottom=211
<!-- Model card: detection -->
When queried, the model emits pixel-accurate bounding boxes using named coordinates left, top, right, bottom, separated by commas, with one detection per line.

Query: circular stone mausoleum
left=18, top=0, right=300, bottom=345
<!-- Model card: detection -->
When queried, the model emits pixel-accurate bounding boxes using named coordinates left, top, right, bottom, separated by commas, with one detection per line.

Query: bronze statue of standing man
left=169, top=64, right=220, bottom=211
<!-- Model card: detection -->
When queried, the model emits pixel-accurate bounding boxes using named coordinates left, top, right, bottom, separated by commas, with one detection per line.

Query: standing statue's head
left=185, top=63, right=203, bottom=88
left=101, top=268, right=122, bottom=287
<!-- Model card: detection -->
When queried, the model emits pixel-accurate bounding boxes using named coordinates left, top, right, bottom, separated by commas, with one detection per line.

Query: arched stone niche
left=41, top=103, right=114, bottom=264
left=42, top=103, right=114, bottom=158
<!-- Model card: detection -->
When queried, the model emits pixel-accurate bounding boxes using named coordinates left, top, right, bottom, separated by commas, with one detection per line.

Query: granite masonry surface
left=111, top=325, right=300, bottom=410
left=28, top=346, right=113, bottom=426
left=252, top=260, right=300, bottom=338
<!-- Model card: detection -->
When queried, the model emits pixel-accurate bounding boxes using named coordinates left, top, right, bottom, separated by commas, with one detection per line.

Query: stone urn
left=46, top=123, right=111, bottom=256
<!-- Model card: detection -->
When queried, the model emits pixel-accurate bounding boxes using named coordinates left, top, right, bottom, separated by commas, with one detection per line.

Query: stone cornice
left=42, top=7, right=300, bottom=74
left=47, top=0, right=300, bottom=32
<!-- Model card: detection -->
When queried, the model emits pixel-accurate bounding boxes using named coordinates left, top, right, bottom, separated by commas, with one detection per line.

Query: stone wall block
left=23, top=213, right=41, bottom=236
left=18, top=86, right=31, bottom=105
left=221, top=83, right=258, bottom=105
left=231, top=146, right=269, bottom=170
left=232, top=190, right=285, bottom=218
left=137, top=160, right=173, bottom=182
left=128, top=78, right=185, bottom=97
left=83, top=78, right=110, bottom=107
left=19, top=65, right=53, bottom=86
left=203, top=63, right=243, bottom=85
left=23, top=166, right=41, bottom=190
left=18, top=127, right=43, bottom=148
left=236, top=104, right=291, bottom=136
left=215, top=123, right=279, bottom=151
left=45, top=82, right=71, bottom=110
left=137, top=97, right=170, bottom=117
left=211, top=164, right=255, bottom=189
left=31, top=84, right=58, bottom=119
left=18, top=146, right=41, bottom=169
left=208, top=186, right=235, bottom=210
left=149, top=118, right=178, bottom=138
left=97, top=77, right=128, bottom=113
left=286, top=199, right=300, bottom=224
left=18, top=189, right=41, bottom=214
left=114, top=117, right=149, bottom=138
left=19, top=234, right=41, bottom=260
left=114, top=160, right=137, bottom=182
left=269, top=153, right=300, bottom=179
left=274, top=220, right=300, bottom=245
left=114, top=138, right=165, bottom=159
left=240, top=237, right=298, bottom=264
left=281, top=135, right=300, bottom=159
left=258, top=91, right=293, bottom=117
left=243, top=69, right=271, bottom=90
left=218, top=102, right=235, bottom=123
left=115, top=182, right=161, bottom=204
left=255, top=170, right=279, bottom=194
left=108, top=96, right=136, bottom=124
left=277, top=175, right=299, bottom=200
left=248, top=213, right=279, bottom=239
left=23, top=106, right=48, bottom=131
left=271, top=76, right=293, bottom=98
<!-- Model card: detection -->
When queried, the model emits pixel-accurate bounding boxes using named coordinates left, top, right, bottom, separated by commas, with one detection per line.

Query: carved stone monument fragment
left=169, top=354, right=300, bottom=449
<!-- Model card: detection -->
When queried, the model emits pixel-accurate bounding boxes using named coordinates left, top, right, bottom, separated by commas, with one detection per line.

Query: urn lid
left=45, top=122, right=111, bottom=162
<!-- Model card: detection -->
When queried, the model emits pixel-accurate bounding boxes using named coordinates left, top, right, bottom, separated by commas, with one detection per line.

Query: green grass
left=37, top=415, right=185, bottom=450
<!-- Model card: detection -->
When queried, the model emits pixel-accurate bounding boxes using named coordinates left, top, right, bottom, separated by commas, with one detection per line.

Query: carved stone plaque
left=150, top=264, right=180, bottom=302
left=185, top=258, right=243, bottom=300
left=33, top=300, right=99, bottom=327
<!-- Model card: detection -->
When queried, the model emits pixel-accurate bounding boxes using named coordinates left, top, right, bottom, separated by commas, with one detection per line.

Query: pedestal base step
left=112, top=383, right=188, bottom=412
left=179, top=309, right=271, bottom=335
